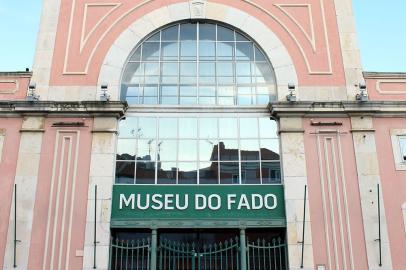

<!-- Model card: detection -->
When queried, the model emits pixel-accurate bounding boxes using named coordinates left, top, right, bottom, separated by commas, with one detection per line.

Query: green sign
left=111, top=185, right=286, bottom=228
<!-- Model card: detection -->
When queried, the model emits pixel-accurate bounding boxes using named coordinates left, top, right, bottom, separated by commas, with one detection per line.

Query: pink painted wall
left=366, top=77, right=406, bottom=100
left=303, top=118, right=368, bottom=270
left=28, top=118, right=93, bottom=270
left=373, top=118, right=406, bottom=268
left=0, top=118, right=22, bottom=268
left=0, top=73, right=30, bottom=100
left=49, top=0, right=345, bottom=87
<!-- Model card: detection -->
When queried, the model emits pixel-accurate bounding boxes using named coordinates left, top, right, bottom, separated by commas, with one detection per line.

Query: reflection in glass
left=180, top=24, right=197, bottom=40
left=180, top=41, right=197, bottom=60
left=179, top=118, right=197, bottom=138
left=178, top=162, right=197, bottom=184
left=400, top=137, right=406, bottom=161
left=199, top=42, right=216, bottom=60
left=157, top=140, right=177, bottom=161
left=199, top=139, right=218, bottom=161
left=241, top=162, right=261, bottom=184
left=240, top=139, right=260, bottom=161
left=117, top=139, right=136, bottom=160
left=115, top=161, right=135, bottom=184
left=240, top=118, right=258, bottom=138
left=220, top=162, right=239, bottom=184
left=219, top=140, right=239, bottom=161
left=261, top=162, right=281, bottom=183
left=157, top=162, right=177, bottom=184
left=178, top=140, right=197, bottom=161
left=259, top=118, right=278, bottom=138
left=260, top=139, right=280, bottom=160
left=199, top=162, right=219, bottom=184
left=219, top=118, right=237, bottom=138
left=137, top=139, right=156, bottom=161
left=142, top=42, right=160, bottom=61
left=119, top=117, right=138, bottom=138
left=159, top=118, right=177, bottom=138
left=135, top=161, right=155, bottom=184
left=199, top=118, right=218, bottom=138
left=236, top=42, right=254, bottom=60
left=162, top=25, right=178, bottom=41
left=199, top=24, right=216, bottom=40
left=138, top=117, right=156, bottom=138
left=217, top=25, right=234, bottom=41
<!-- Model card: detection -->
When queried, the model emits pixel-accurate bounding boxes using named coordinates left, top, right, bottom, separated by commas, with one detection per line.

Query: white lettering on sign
left=118, top=193, right=278, bottom=211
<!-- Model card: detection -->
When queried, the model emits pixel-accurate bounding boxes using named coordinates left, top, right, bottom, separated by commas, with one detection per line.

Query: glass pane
left=199, top=162, right=219, bottom=184
left=241, top=162, right=261, bottom=184
left=254, top=45, right=267, bottom=62
left=161, top=96, right=178, bottom=105
left=199, top=139, right=218, bottom=161
left=236, top=62, right=251, bottom=76
left=161, top=85, right=178, bottom=96
left=180, top=62, right=196, bottom=76
left=161, top=42, right=178, bottom=60
left=199, top=97, right=216, bottom=105
left=125, top=86, right=141, bottom=97
left=199, top=24, right=216, bottom=41
left=130, top=46, right=142, bottom=61
left=126, top=96, right=139, bottom=105
left=219, top=118, right=237, bottom=138
left=255, top=62, right=274, bottom=83
left=178, top=140, right=197, bottom=161
left=144, top=63, right=159, bottom=76
left=122, top=62, right=142, bottom=82
left=162, top=25, right=178, bottom=41
left=137, top=139, right=156, bottom=161
left=199, top=62, right=215, bottom=76
left=218, top=85, right=234, bottom=96
left=136, top=161, right=155, bottom=184
left=261, top=162, right=281, bottom=183
left=178, top=162, right=197, bottom=184
left=119, top=117, right=138, bottom=138
left=400, top=137, right=406, bottom=161
left=161, top=62, right=178, bottom=76
left=259, top=118, right=278, bottom=138
left=240, top=139, right=260, bottom=161
left=144, top=86, right=158, bottom=96
left=157, top=140, right=177, bottom=161
left=157, top=162, right=177, bottom=184
left=220, top=162, right=239, bottom=184
left=240, top=118, right=258, bottom=138
left=199, top=41, right=216, bottom=60
left=179, top=118, right=197, bottom=138
left=180, top=97, right=197, bottom=105
left=217, top=25, right=234, bottom=41
left=199, top=118, right=218, bottom=138
left=180, top=86, right=197, bottom=96
left=237, top=95, right=252, bottom=106
left=142, top=42, right=160, bottom=61
left=236, top=32, right=249, bottom=42
left=137, top=118, right=157, bottom=138
left=257, top=95, right=270, bottom=104
left=115, top=161, right=135, bottom=184
left=217, top=42, right=234, bottom=60
left=180, top=23, right=197, bottom=40
left=159, top=118, right=177, bottom=138
left=237, top=87, right=252, bottom=95
left=219, top=140, right=239, bottom=161
left=143, top=96, right=158, bottom=104
left=199, top=86, right=216, bottom=96
left=180, top=41, right=197, bottom=60
left=236, top=42, right=254, bottom=60
left=117, top=139, right=136, bottom=160
left=146, top=32, right=160, bottom=42
left=260, top=139, right=280, bottom=160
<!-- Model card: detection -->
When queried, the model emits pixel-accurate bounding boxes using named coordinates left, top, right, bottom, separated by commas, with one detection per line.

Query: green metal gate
left=109, top=236, right=287, bottom=270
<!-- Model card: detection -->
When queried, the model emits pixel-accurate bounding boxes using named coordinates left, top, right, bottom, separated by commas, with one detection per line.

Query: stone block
left=21, top=116, right=44, bottom=130
left=93, top=117, right=118, bottom=130
left=89, top=153, right=115, bottom=177
left=91, top=133, right=116, bottom=154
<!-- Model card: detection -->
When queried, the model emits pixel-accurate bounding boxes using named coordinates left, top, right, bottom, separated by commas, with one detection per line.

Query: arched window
left=121, top=22, right=277, bottom=105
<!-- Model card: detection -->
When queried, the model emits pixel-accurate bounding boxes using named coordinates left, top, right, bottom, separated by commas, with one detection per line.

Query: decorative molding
left=63, top=0, right=153, bottom=75
left=80, top=3, right=122, bottom=52
left=376, top=79, right=406, bottom=95
left=0, top=131, right=4, bottom=163
left=189, top=0, right=206, bottom=19
left=402, top=202, right=406, bottom=234
left=0, top=79, right=19, bottom=94
left=274, top=4, right=316, bottom=51
left=243, top=0, right=332, bottom=74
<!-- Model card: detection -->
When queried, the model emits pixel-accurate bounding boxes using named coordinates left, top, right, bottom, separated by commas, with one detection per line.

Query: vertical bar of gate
left=300, top=185, right=307, bottom=268
left=13, top=183, right=17, bottom=268
left=240, top=229, right=247, bottom=270
left=94, top=185, right=98, bottom=269
left=151, top=229, right=158, bottom=270
left=377, top=184, right=382, bottom=267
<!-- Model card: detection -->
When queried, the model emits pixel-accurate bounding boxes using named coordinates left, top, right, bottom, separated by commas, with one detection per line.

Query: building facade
left=0, top=0, right=406, bottom=269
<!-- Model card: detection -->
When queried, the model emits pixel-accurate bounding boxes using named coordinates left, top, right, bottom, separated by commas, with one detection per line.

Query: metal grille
left=109, top=238, right=151, bottom=270
left=247, top=238, right=287, bottom=270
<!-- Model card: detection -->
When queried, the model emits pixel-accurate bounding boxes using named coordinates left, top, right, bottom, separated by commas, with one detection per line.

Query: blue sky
left=0, top=1, right=405, bottom=72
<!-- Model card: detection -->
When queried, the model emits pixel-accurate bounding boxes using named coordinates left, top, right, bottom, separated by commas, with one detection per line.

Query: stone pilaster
left=351, top=116, right=393, bottom=270
left=3, top=117, right=44, bottom=270
left=279, top=117, right=314, bottom=269
left=82, top=117, right=118, bottom=270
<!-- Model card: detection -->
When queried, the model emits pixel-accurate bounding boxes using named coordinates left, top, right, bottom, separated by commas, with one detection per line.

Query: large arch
left=97, top=1, right=298, bottom=102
